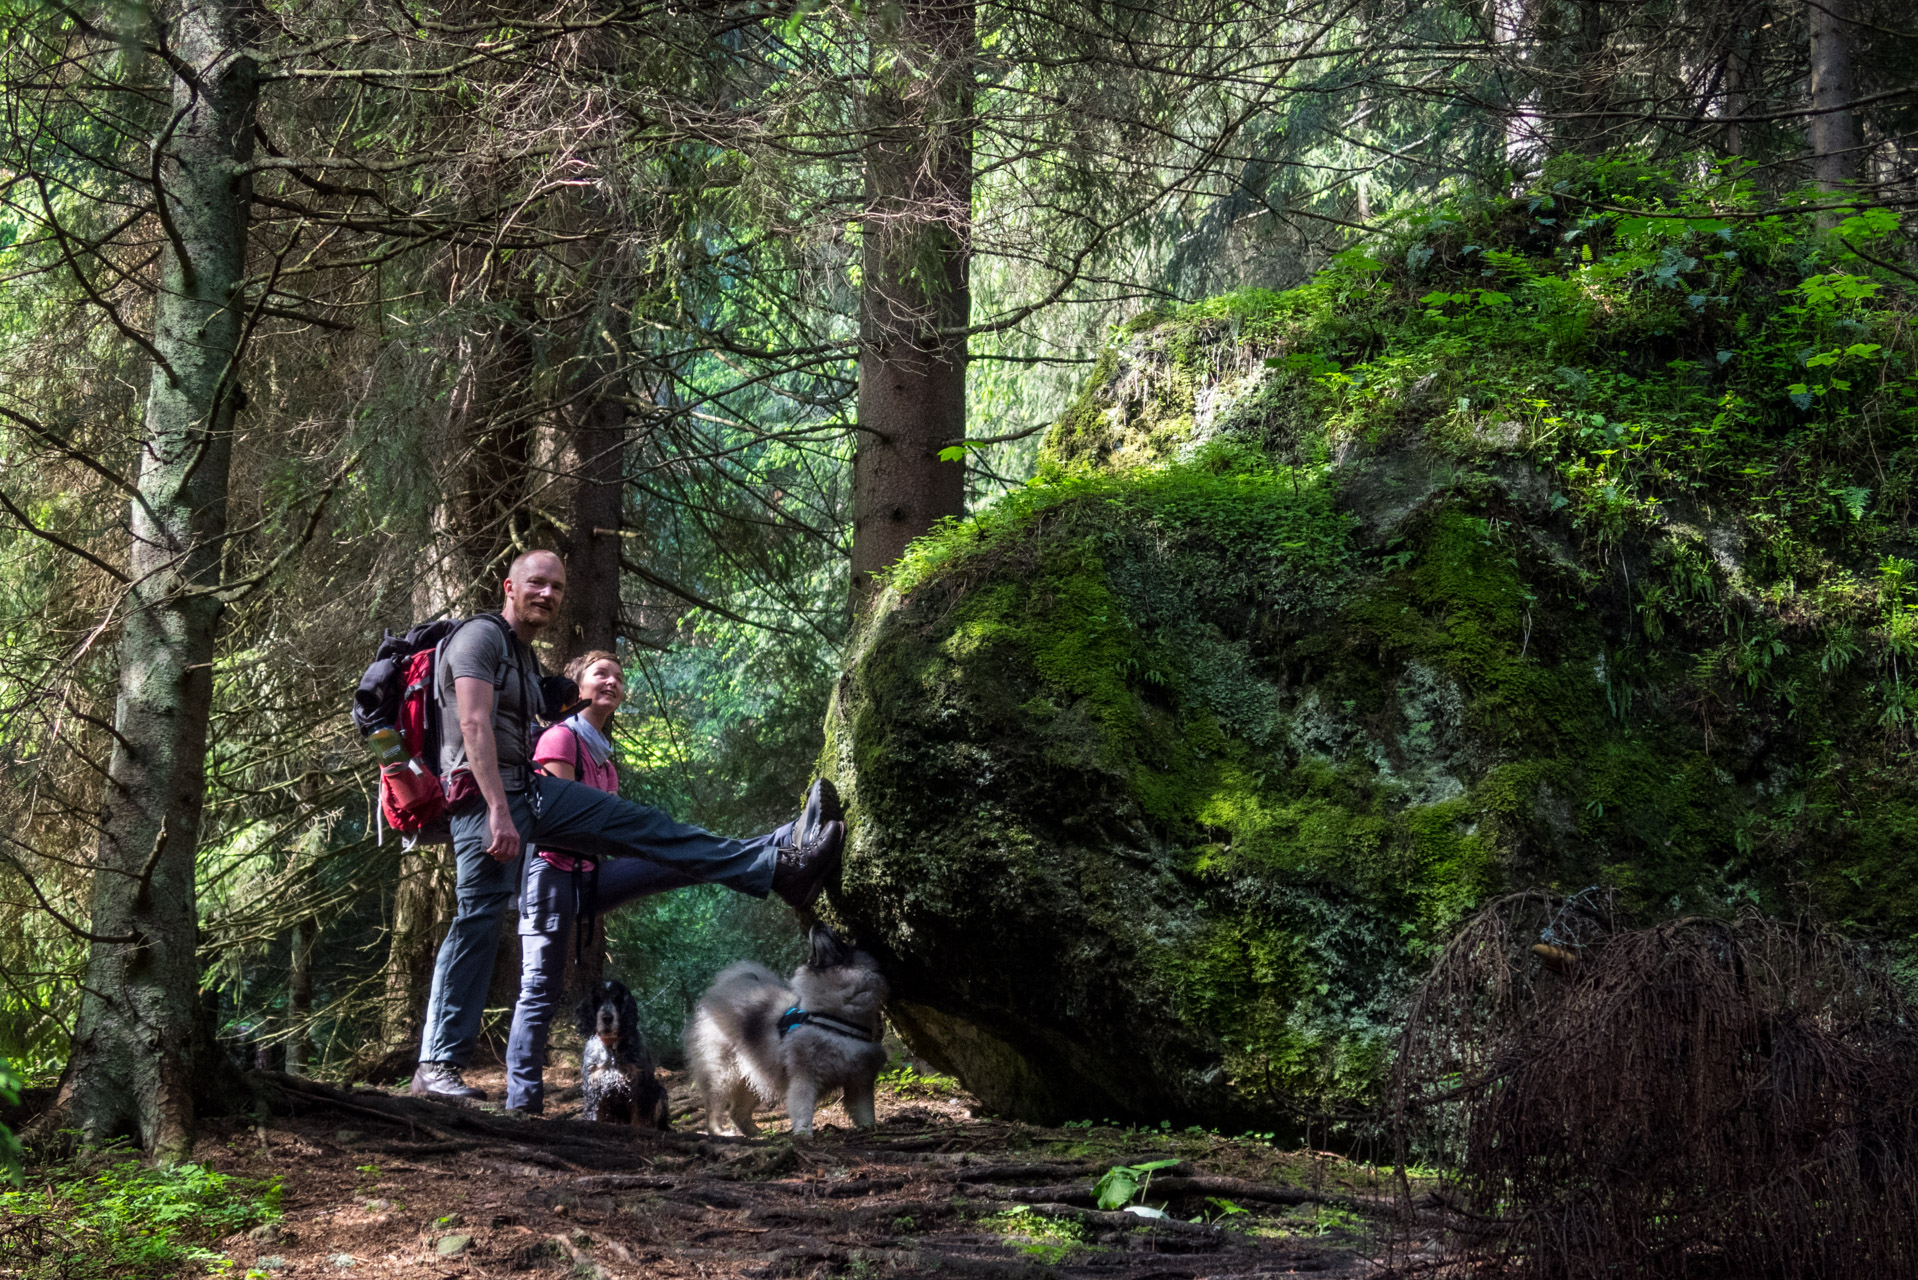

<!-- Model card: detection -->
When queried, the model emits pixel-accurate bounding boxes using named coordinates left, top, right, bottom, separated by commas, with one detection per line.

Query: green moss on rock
left=824, top=160, right=1918, bottom=1129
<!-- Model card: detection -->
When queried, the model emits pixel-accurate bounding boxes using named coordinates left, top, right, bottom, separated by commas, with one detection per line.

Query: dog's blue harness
left=777, top=1005, right=879, bottom=1042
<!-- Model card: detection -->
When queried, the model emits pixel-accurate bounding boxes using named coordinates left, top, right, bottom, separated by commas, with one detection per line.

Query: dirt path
left=205, top=1067, right=1420, bottom=1279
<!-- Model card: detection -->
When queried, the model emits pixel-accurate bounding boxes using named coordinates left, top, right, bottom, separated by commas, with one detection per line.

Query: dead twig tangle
left=1391, top=895, right=1918, bottom=1278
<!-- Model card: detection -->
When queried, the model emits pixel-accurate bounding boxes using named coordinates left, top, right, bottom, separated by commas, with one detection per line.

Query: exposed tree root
left=986, top=1175, right=1401, bottom=1218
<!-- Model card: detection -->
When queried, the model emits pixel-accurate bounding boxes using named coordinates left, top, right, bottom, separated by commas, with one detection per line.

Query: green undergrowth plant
left=989, top=1205, right=1096, bottom=1264
left=1093, top=1158, right=1180, bottom=1210
left=876, top=1061, right=964, bottom=1100
left=1205, top=1195, right=1251, bottom=1223
left=0, top=1059, right=22, bottom=1188
left=0, top=1152, right=281, bottom=1279
left=1301, top=1204, right=1368, bottom=1238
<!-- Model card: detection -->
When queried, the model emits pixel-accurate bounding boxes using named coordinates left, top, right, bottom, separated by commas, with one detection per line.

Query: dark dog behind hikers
left=576, top=979, right=670, bottom=1128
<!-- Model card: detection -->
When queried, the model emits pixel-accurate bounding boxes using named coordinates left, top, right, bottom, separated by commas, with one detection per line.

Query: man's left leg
left=415, top=798, right=530, bottom=1100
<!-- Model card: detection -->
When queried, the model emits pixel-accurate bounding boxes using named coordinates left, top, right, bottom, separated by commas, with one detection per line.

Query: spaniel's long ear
left=620, top=987, right=643, bottom=1038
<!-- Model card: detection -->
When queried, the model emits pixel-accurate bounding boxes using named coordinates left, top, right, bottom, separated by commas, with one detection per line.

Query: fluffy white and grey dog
left=684, top=925, right=888, bottom=1136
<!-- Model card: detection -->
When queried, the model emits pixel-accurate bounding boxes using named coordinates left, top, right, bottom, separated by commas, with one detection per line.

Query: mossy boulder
left=821, top=162, right=1918, bottom=1129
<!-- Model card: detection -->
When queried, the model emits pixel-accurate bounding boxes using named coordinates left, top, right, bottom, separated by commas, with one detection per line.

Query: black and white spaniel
left=575, top=979, right=670, bottom=1128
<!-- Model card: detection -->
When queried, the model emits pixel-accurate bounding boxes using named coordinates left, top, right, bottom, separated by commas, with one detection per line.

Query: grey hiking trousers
left=418, top=774, right=779, bottom=1069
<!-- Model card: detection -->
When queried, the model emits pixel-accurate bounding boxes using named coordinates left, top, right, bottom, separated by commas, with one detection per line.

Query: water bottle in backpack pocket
left=378, top=645, right=450, bottom=839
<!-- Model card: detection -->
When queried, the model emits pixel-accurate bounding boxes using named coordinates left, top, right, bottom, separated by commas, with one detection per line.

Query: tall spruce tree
left=54, top=0, right=260, bottom=1155
left=852, top=0, right=977, bottom=598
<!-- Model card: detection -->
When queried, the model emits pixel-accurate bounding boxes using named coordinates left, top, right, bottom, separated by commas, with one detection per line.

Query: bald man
left=411, top=550, right=842, bottom=1102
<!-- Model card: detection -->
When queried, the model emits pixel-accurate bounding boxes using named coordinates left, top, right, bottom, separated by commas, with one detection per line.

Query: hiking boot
left=409, top=1061, right=485, bottom=1101
left=772, top=818, right=844, bottom=908
left=797, top=778, right=843, bottom=843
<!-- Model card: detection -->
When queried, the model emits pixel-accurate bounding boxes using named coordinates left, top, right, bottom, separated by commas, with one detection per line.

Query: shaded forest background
left=0, top=0, right=1914, bottom=1154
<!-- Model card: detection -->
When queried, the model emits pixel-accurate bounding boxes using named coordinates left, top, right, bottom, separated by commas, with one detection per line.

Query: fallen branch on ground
left=951, top=1161, right=1101, bottom=1183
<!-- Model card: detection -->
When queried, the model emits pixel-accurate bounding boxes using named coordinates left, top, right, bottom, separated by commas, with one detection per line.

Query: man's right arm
left=455, top=675, right=521, bottom=862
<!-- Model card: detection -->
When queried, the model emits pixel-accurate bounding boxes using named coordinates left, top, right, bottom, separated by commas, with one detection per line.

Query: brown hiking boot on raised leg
left=772, top=818, right=842, bottom=908
left=796, top=778, right=842, bottom=840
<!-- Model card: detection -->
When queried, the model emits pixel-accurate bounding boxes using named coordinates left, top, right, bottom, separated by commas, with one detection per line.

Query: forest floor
left=170, top=1057, right=1432, bottom=1280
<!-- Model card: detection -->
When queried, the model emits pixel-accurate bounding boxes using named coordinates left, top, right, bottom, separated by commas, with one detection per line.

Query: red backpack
left=352, top=615, right=512, bottom=844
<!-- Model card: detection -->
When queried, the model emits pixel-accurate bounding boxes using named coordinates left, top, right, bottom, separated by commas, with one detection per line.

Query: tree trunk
left=1568, top=0, right=1613, bottom=154
left=52, top=0, right=257, bottom=1158
left=549, top=366, right=625, bottom=668
left=1490, top=0, right=1540, bottom=175
left=1808, top=0, right=1860, bottom=189
left=379, top=843, right=453, bottom=1055
left=1532, top=0, right=1615, bottom=157
left=375, top=564, right=461, bottom=1058
left=375, top=534, right=470, bottom=1058
left=421, top=297, right=537, bottom=615
left=279, top=775, right=322, bottom=1076
left=852, top=0, right=974, bottom=601
left=286, top=917, right=315, bottom=1075
left=546, top=361, right=626, bottom=1000
left=1721, top=20, right=1754, bottom=157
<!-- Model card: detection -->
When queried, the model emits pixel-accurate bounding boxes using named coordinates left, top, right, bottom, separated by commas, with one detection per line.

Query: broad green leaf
left=1094, top=1168, right=1141, bottom=1210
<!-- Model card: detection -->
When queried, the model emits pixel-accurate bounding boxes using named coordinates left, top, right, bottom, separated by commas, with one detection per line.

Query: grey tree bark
left=420, top=293, right=537, bottom=615
left=1490, top=0, right=1543, bottom=174
left=51, top=0, right=258, bottom=1157
left=378, top=843, right=452, bottom=1057
left=286, top=918, right=315, bottom=1075
left=283, top=780, right=320, bottom=1076
left=1721, top=20, right=1755, bottom=157
left=851, top=0, right=974, bottom=601
left=547, top=355, right=627, bottom=1000
left=1534, top=0, right=1619, bottom=156
left=1808, top=0, right=1861, bottom=189
left=549, top=365, right=625, bottom=668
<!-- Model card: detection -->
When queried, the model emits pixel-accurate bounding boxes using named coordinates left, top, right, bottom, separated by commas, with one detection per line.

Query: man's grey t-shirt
left=437, top=616, right=541, bottom=792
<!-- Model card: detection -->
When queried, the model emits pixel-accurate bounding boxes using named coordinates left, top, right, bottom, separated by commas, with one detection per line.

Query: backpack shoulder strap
left=534, top=723, right=586, bottom=780
left=473, top=613, right=544, bottom=765
left=429, top=613, right=519, bottom=741
left=425, top=616, right=489, bottom=715
left=470, top=612, right=519, bottom=688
